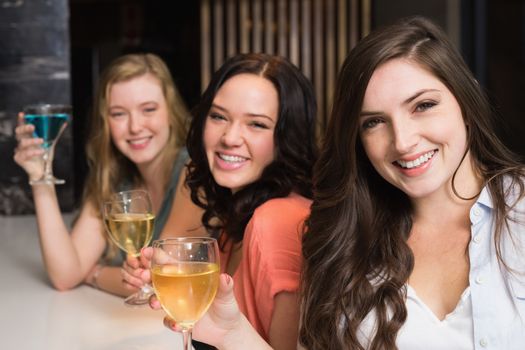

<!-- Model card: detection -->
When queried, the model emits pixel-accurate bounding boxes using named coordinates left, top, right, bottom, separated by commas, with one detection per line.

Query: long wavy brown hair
left=83, top=53, right=190, bottom=212
left=300, top=16, right=525, bottom=349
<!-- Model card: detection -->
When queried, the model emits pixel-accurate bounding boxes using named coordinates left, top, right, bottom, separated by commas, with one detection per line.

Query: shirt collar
left=476, top=185, right=494, bottom=210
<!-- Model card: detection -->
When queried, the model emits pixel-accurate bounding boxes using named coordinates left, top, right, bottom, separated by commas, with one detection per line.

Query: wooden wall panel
left=200, top=0, right=370, bottom=130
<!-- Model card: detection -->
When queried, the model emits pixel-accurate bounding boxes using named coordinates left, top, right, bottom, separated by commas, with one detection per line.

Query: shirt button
left=475, top=276, right=484, bottom=284
left=473, top=208, right=482, bottom=216
left=480, top=338, right=488, bottom=347
left=473, top=235, right=481, bottom=244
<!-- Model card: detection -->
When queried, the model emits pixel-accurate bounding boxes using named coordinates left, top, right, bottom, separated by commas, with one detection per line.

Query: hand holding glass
left=151, top=237, right=220, bottom=350
left=102, top=190, right=155, bottom=305
left=24, top=104, right=71, bottom=185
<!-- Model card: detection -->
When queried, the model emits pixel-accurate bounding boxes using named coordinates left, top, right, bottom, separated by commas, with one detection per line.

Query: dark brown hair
left=300, top=16, right=524, bottom=349
left=186, top=53, right=318, bottom=247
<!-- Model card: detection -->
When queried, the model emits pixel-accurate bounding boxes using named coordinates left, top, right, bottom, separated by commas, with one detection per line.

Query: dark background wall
left=0, top=0, right=73, bottom=214
left=485, top=0, right=525, bottom=156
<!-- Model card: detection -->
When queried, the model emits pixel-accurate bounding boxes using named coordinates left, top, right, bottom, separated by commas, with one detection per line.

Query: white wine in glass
left=151, top=237, right=220, bottom=350
left=104, top=212, right=155, bottom=257
left=103, top=190, right=155, bottom=305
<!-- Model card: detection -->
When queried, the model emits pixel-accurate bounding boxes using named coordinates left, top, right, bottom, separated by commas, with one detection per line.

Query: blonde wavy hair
left=83, top=53, right=190, bottom=214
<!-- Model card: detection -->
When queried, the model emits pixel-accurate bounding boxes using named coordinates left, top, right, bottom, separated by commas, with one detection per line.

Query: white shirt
left=396, top=285, right=473, bottom=349
left=358, top=183, right=525, bottom=349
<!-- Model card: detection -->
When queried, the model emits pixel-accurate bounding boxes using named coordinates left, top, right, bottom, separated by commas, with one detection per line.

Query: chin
left=403, top=187, right=440, bottom=200
left=216, top=181, right=240, bottom=191
left=213, top=177, right=248, bottom=192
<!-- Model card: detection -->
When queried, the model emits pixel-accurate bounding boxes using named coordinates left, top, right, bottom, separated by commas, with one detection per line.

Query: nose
left=391, top=118, right=419, bottom=154
left=128, top=112, right=143, bottom=134
left=220, top=123, right=243, bottom=147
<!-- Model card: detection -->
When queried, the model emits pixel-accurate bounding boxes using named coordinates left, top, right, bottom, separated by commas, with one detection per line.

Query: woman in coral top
left=124, top=53, right=318, bottom=350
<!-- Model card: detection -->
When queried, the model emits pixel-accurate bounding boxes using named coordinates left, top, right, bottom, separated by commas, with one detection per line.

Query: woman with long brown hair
left=156, top=17, right=525, bottom=350
left=300, top=15, right=525, bottom=350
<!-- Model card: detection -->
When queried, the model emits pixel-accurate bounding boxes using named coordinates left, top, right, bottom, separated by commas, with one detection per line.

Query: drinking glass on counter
left=23, top=104, right=71, bottom=185
left=103, top=189, right=155, bottom=305
left=151, top=237, right=220, bottom=350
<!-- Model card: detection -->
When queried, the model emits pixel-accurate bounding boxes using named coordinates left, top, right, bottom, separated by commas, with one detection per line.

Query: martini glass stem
left=43, top=145, right=54, bottom=180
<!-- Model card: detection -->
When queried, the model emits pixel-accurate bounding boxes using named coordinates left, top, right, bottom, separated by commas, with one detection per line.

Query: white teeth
left=396, top=150, right=435, bottom=169
left=219, top=153, right=247, bottom=163
left=128, top=138, right=150, bottom=145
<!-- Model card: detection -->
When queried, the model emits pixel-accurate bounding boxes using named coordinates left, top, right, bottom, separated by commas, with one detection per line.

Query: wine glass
left=24, top=104, right=71, bottom=185
left=151, top=237, right=220, bottom=350
left=102, top=189, right=156, bottom=306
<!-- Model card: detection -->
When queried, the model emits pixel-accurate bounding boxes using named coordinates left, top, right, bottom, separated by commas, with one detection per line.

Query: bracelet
left=91, top=264, right=104, bottom=290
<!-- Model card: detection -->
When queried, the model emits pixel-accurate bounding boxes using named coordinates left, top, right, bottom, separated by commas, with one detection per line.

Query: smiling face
left=203, top=73, right=278, bottom=192
left=358, top=58, right=473, bottom=200
left=107, top=73, right=170, bottom=169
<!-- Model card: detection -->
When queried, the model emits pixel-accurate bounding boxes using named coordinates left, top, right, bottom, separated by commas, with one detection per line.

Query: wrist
left=89, top=264, right=104, bottom=290
left=222, top=314, right=271, bottom=350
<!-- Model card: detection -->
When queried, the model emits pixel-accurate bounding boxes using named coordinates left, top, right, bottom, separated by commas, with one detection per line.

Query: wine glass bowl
left=104, top=191, right=155, bottom=258
left=151, top=237, right=220, bottom=349
left=102, top=190, right=156, bottom=305
left=24, top=104, right=71, bottom=185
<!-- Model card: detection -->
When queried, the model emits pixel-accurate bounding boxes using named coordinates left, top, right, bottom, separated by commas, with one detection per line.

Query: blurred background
left=0, top=0, right=523, bottom=215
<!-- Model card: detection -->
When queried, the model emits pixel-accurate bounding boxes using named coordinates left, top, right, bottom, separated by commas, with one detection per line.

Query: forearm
left=85, top=265, right=136, bottom=297
left=32, top=184, right=85, bottom=290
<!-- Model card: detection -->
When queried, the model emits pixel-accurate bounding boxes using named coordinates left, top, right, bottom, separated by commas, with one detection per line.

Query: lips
left=214, top=152, right=249, bottom=170
left=395, top=150, right=436, bottom=169
left=127, top=136, right=152, bottom=150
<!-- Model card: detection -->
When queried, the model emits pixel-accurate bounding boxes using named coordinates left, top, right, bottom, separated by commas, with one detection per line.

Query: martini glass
left=24, top=104, right=71, bottom=185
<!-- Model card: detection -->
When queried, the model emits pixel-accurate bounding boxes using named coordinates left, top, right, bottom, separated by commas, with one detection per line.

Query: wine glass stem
left=43, top=145, right=56, bottom=178
left=182, top=329, right=192, bottom=350
left=140, top=283, right=153, bottom=297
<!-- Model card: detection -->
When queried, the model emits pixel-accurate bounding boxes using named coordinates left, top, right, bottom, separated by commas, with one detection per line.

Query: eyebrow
left=402, top=89, right=440, bottom=105
left=109, top=101, right=158, bottom=109
left=359, top=88, right=440, bottom=117
left=210, top=103, right=275, bottom=122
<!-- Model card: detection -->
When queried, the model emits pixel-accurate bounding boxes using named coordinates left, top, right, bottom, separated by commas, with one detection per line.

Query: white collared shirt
left=358, top=183, right=525, bottom=349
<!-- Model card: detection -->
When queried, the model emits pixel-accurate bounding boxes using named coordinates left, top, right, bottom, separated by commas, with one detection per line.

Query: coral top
left=219, top=193, right=311, bottom=340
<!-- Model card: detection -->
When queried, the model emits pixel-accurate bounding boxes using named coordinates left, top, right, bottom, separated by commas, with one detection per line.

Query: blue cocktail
left=25, top=114, right=69, bottom=148
left=24, top=104, right=71, bottom=185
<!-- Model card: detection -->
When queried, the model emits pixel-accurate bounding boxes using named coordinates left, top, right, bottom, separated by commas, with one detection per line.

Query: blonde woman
left=14, top=53, right=205, bottom=297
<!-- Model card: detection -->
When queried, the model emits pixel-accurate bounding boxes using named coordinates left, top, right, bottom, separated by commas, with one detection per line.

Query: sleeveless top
left=150, top=147, right=189, bottom=240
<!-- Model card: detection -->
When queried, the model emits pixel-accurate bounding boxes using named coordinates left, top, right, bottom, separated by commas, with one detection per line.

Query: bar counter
left=0, top=214, right=182, bottom=349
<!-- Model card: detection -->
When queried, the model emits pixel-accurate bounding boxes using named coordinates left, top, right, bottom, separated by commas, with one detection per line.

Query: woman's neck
left=412, top=193, right=475, bottom=228
left=136, top=156, right=171, bottom=214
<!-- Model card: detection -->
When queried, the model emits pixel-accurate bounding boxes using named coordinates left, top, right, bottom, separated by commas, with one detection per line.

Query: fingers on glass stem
left=164, top=317, right=181, bottom=331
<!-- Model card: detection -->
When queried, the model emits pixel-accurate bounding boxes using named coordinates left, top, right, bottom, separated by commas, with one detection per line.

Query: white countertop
left=0, top=214, right=183, bottom=350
